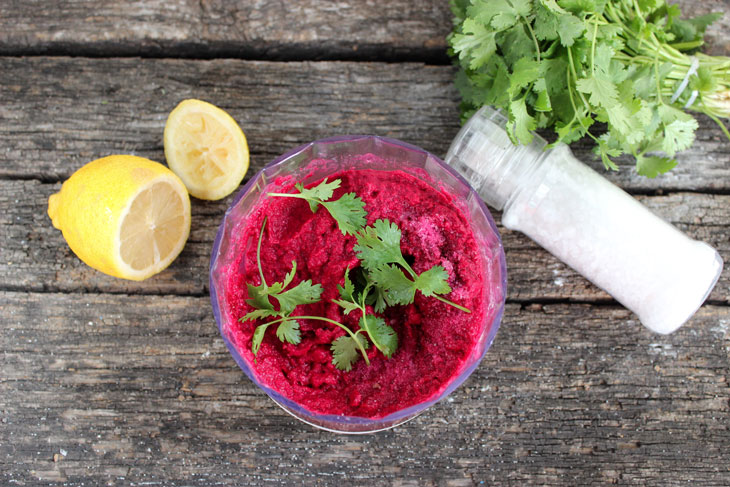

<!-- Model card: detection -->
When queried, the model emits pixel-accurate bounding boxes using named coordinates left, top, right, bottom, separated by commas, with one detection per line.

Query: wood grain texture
left=0, top=0, right=451, bottom=61
left=1, top=56, right=730, bottom=192
left=0, top=57, right=460, bottom=181
left=1, top=0, right=728, bottom=60
left=2, top=292, right=729, bottom=485
left=3, top=180, right=728, bottom=304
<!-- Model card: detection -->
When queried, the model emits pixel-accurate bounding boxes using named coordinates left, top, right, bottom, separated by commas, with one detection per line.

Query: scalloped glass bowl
left=209, top=135, right=507, bottom=433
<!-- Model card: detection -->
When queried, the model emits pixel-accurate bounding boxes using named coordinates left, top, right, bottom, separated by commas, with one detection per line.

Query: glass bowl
left=209, top=135, right=507, bottom=433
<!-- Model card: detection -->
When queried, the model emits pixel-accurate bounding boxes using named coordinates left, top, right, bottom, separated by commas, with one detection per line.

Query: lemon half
left=164, top=99, right=249, bottom=200
left=48, top=155, right=192, bottom=281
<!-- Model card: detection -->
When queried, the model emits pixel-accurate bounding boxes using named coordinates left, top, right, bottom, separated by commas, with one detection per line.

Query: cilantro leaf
left=242, top=219, right=323, bottom=357
left=246, top=260, right=322, bottom=318
left=332, top=298, right=361, bottom=315
left=507, top=95, right=536, bottom=144
left=636, top=154, right=677, bottom=178
left=555, top=116, right=593, bottom=145
left=490, top=10, right=518, bottom=31
left=275, top=279, right=323, bottom=316
left=511, top=0, right=531, bottom=16
left=281, top=260, right=297, bottom=290
left=354, top=218, right=468, bottom=312
left=370, top=262, right=455, bottom=306
left=509, top=57, right=540, bottom=96
left=534, top=3, right=561, bottom=41
left=415, top=266, right=452, bottom=297
left=240, top=308, right=281, bottom=323
left=369, top=286, right=388, bottom=313
left=606, top=101, right=636, bottom=138
left=498, top=22, right=536, bottom=67
left=576, top=76, right=619, bottom=109
left=251, top=324, right=269, bottom=356
left=485, top=0, right=532, bottom=31
left=353, top=219, right=405, bottom=271
left=557, top=13, right=586, bottom=47
left=245, top=282, right=275, bottom=311
left=337, top=267, right=356, bottom=301
left=662, top=118, right=698, bottom=157
left=269, top=179, right=367, bottom=236
left=541, top=0, right=568, bottom=14
left=360, top=315, right=398, bottom=359
left=671, top=13, right=722, bottom=44
left=295, top=178, right=340, bottom=212
left=330, top=266, right=401, bottom=363
left=322, top=192, right=367, bottom=236
left=451, top=19, right=497, bottom=70
left=370, top=264, right=415, bottom=306
left=331, top=335, right=370, bottom=372
left=275, top=319, right=301, bottom=345
left=595, top=134, right=621, bottom=171
left=534, top=89, right=552, bottom=112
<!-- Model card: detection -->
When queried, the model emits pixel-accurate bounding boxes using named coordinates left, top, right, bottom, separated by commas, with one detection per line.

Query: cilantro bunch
left=448, top=0, right=730, bottom=177
left=240, top=179, right=470, bottom=371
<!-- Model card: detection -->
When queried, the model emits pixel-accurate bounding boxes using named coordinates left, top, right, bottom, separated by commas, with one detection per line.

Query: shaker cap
left=445, top=107, right=547, bottom=210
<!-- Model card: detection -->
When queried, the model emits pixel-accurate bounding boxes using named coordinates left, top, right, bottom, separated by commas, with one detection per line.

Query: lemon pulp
left=164, top=99, right=249, bottom=200
left=119, top=180, right=188, bottom=272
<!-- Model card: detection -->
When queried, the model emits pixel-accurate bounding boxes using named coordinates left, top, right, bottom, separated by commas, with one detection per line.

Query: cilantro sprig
left=354, top=219, right=470, bottom=313
left=448, top=0, right=730, bottom=177
left=242, top=179, right=470, bottom=371
left=267, top=178, right=367, bottom=235
left=239, top=217, right=371, bottom=367
left=330, top=268, right=398, bottom=371
left=240, top=217, right=323, bottom=355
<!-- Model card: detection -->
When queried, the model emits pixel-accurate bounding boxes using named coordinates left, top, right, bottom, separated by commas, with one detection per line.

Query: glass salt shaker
left=445, top=106, right=723, bottom=334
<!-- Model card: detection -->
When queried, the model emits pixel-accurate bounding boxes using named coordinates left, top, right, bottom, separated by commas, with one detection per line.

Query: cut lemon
left=163, top=99, right=249, bottom=200
left=48, top=155, right=191, bottom=281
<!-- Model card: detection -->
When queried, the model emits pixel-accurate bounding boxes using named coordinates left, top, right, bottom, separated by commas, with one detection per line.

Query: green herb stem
left=257, top=216, right=268, bottom=287
left=267, top=315, right=371, bottom=365
left=523, top=17, right=541, bottom=63
left=590, top=19, right=598, bottom=77
left=432, top=294, right=471, bottom=314
left=267, top=192, right=311, bottom=202
left=669, top=40, right=704, bottom=51
left=706, top=111, right=730, bottom=141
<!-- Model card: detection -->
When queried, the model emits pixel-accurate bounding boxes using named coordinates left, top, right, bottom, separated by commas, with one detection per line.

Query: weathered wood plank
left=1, top=292, right=728, bottom=485
left=0, top=0, right=452, bottom=61
left=0, top=57, right=461, bottom=180
left=1, top=0, right=728, bottom=60
left=2, top=56, right=729, bottom=192
left=3, top=180, right=728, bottom=305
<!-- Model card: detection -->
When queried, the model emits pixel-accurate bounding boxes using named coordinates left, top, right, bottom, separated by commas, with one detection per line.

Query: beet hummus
left=220, top=157, right=493, bottom=419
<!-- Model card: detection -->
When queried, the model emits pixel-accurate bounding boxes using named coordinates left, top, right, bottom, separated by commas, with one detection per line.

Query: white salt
left=446, top=107, right=723, bottom=334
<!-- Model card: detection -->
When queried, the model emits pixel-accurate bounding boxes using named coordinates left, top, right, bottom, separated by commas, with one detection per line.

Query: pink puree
left=222, top=165, right=491, bottom=418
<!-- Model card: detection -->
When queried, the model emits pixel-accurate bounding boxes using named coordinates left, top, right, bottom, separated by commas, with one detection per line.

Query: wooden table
left=2, top=1, right=729, bottom=485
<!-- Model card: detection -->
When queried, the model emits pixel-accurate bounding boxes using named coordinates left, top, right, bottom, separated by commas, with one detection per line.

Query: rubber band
left=670, top=56, right=700, bottom=104
left=684, top=89, right=699, bottom=109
